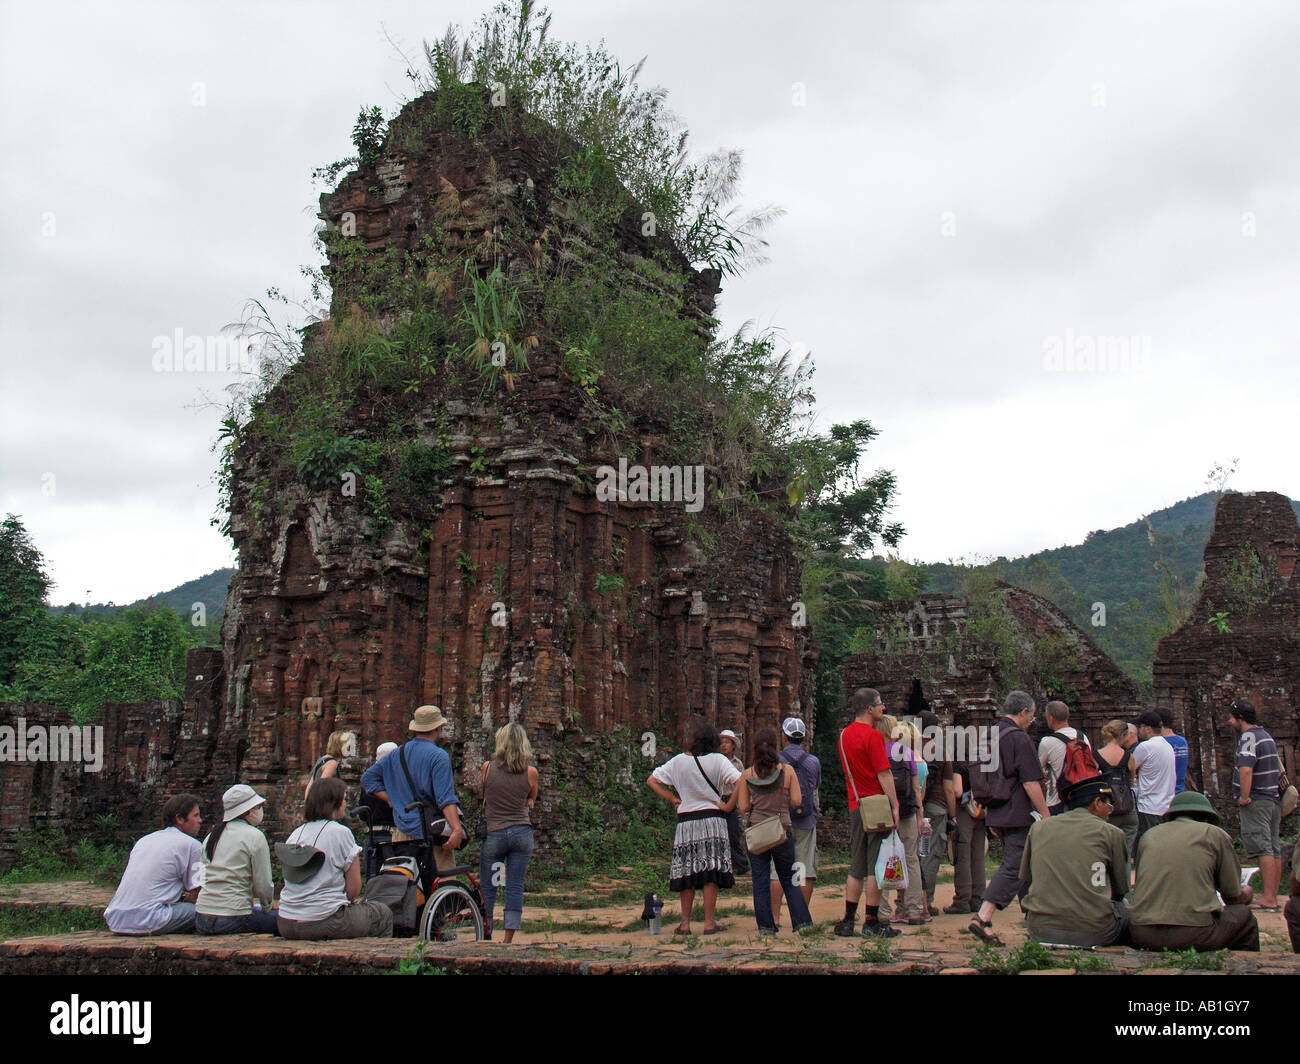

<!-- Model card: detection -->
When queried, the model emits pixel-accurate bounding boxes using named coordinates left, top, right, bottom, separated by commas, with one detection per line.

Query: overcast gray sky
left=3, top=0, right=1297, bottom=605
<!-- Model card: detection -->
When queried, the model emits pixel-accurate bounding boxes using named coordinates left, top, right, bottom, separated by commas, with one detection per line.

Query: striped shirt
left=1232, top=727, right=1281, bottom=800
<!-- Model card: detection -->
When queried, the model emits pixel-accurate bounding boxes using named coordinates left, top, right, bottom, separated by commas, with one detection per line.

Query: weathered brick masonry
left=843, top=584, right=1142, bottom=739
left=1153, top=491, right=1299, bottom=809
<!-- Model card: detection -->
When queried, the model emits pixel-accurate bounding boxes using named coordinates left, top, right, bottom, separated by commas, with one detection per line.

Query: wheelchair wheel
left=419, top=882, right=485, bottom=942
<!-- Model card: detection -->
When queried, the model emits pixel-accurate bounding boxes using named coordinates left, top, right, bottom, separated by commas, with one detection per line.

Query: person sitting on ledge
left=104, top=794, right=204, bottom=935
left=276, top=778, right=393, bottom=941
left=1019, top=775, right=1130, bottom=947
left=195, top=784, right=278, bottom=935
left=1128, top=791, right=1259, bottom=952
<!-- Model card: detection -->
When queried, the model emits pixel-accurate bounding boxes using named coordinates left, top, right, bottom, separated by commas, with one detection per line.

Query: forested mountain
left=51, top=568, right=234, bottom=632
left=45, top=493, right=1298, bottom=691
left=920, top=492, right=1300, bottom=688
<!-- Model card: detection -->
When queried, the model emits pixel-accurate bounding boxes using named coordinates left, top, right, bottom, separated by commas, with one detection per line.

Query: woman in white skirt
left=646, top=719, right=741, bottom=935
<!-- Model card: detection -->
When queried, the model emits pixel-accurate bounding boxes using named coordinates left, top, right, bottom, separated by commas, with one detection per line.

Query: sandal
left=702, top=923, right=728, bottom=935
left=967, top=918, right=1003, bottom=947
left=672, top=926, right=691, bottom=936
left=1249, top=903, right=1281, bottom=912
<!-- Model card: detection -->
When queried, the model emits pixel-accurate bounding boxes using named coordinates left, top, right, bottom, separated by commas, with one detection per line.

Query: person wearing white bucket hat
left=195, top=784, right=279, bottom=935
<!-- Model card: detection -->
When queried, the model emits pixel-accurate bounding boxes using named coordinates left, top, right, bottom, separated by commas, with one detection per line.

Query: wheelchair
left=352, top=800, right=488, bottom=942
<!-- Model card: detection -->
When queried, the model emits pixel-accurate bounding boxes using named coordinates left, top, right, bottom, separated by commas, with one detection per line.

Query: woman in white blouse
left=646, top=720, right=741, bottom=935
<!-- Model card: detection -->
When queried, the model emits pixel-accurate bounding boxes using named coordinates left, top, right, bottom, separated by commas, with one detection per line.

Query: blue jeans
left=153, top=902, right=197, bottom=934
left=196, top=910, right=280, bottom=935
left=480, top=825, right=534, bottom=932
left=750, top=832, right=812, bottom=932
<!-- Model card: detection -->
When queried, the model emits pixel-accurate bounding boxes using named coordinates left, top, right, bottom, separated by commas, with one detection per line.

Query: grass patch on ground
left=0, top=829, right=127, bottom=887
left=970, top=939, right=1113, bottom=974
left=1160, top=948, right=1227, bottom=972
left=0, top=906, right=106, bottom=939
left=859, top=938, right=894, bottom=964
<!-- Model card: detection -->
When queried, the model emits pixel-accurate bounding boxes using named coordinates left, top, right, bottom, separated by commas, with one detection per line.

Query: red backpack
left=1046, top=730, right=1100, bottom=795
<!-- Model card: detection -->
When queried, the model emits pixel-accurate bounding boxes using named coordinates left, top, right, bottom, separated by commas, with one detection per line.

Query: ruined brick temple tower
left=200, top=90, right=813, bottom=832
left=1153, top=491, right=1299, bottom=807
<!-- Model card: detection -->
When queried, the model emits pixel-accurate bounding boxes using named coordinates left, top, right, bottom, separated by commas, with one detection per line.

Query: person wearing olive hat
left=1018, top=775, right=1131, bottom=947
left=1129, top=791, right=1259, bottom=952
left=196, top=784, right=279, bottom=935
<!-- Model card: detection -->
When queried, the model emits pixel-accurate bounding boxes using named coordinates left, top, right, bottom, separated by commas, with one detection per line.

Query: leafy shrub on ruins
left=215, top=0, right=900, bottom=574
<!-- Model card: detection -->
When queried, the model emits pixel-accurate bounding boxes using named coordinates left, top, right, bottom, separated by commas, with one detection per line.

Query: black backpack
left=784, top=748, right=819, bottom=821
left=1099, top=747, right=1136, bottom=815
left=890, top=751, right=918, bottom=818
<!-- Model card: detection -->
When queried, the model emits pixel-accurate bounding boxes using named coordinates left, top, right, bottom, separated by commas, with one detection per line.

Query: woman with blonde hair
left=479, top=721, right=539, bottom=942
left=877, top=716, right=929, bottom=924
left=304, top=731, right=355, bottom=798
left=1096, top=719, right=1139, bottom=857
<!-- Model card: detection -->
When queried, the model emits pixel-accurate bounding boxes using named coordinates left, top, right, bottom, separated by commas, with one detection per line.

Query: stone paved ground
left=1, top=877, right=1296, bottom=975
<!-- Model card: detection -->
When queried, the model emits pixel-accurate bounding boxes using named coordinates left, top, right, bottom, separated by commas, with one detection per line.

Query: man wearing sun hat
left=1129, top=790, right=1259, bottom=952
left=1019, top=775, right=1131, bottom=947
left=362, top=705, right=464, bottom=853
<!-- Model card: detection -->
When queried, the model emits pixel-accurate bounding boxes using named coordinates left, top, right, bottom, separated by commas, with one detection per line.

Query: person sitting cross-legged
left=1019, top=775, right=1130, bottom=947
left=104, top=794, right=205, bottom=936
left=277, top=778, right=394, bottom=941
left=195, top=785, right=279, bottom=935
left=1129, top=791, right=1259, bottom=953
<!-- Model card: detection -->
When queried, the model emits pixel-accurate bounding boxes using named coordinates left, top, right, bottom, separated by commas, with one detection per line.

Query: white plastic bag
left=875, top=829, right=908, bottom=890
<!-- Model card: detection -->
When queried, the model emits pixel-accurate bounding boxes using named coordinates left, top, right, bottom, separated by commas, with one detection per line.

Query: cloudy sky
left=3, top=0, right=1297, bottom=605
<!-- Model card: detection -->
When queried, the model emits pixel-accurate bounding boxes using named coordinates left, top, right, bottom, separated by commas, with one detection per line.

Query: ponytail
left=204, top=821, right=228, bottom=862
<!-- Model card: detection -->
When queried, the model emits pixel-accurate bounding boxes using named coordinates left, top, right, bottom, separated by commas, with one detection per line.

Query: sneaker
left=792, top=923, right=815, bottom=935
left=942, top=903, right=971, bottom=915
left=833, top=917, right=857, bottom=937
left=861, top=920, right=901, bottom=939
left=908, top=914, right=932, bottom=926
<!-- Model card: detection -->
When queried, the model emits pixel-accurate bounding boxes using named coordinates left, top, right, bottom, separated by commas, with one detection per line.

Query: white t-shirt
left=651, top=752, right=741, bottom=813
left=1131, top=735, right=1176, bottom=815
left=277, top=820, right=361, bottom=922
left=104, top=827, right=203, bottom=934
left=1037, top=727, right=1091, bottom=808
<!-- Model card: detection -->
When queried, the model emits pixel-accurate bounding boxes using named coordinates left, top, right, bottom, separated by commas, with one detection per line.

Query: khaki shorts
left=771, top=826, right=817, bottom=882
left=849, top=812, right=887, bottom=882
left=1240, top=797, right=1282, bottom=859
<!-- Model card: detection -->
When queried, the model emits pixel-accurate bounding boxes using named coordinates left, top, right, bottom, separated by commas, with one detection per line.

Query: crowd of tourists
left=104, top=707, right=538, bottom=943
left=104, top=690, right=1298, bottom=956
left=641, top=689, right=1297, bottom=953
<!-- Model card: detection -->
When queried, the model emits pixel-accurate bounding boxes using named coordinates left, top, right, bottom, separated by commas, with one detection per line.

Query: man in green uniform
left=1129, top=791, right=1259, bottom=952
left=1019, top=775, right=1130, bottom=946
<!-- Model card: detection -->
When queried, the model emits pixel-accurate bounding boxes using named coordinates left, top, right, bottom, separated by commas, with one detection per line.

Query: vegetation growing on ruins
left=215, top=0, right=901, bottom=581
left=540, top=727, right=676, bottom=884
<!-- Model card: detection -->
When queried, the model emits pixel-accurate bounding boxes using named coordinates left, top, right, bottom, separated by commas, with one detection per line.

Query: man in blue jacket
left=362, top=705, right=464, bottom=854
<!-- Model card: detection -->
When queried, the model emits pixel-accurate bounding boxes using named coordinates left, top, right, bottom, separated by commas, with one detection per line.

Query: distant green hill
left=51, top=568, right=234, bottom=642
left=920, top=492, right=1300, bottom=689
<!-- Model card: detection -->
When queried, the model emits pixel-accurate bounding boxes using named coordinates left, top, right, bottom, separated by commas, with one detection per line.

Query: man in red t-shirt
left=835, top=688, right=902, bottom=938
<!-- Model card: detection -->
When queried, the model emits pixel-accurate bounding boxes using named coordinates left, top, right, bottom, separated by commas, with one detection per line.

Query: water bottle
left=649, top=894, right=663, bottom=935
left=919, top=817, right=933, bottom=858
